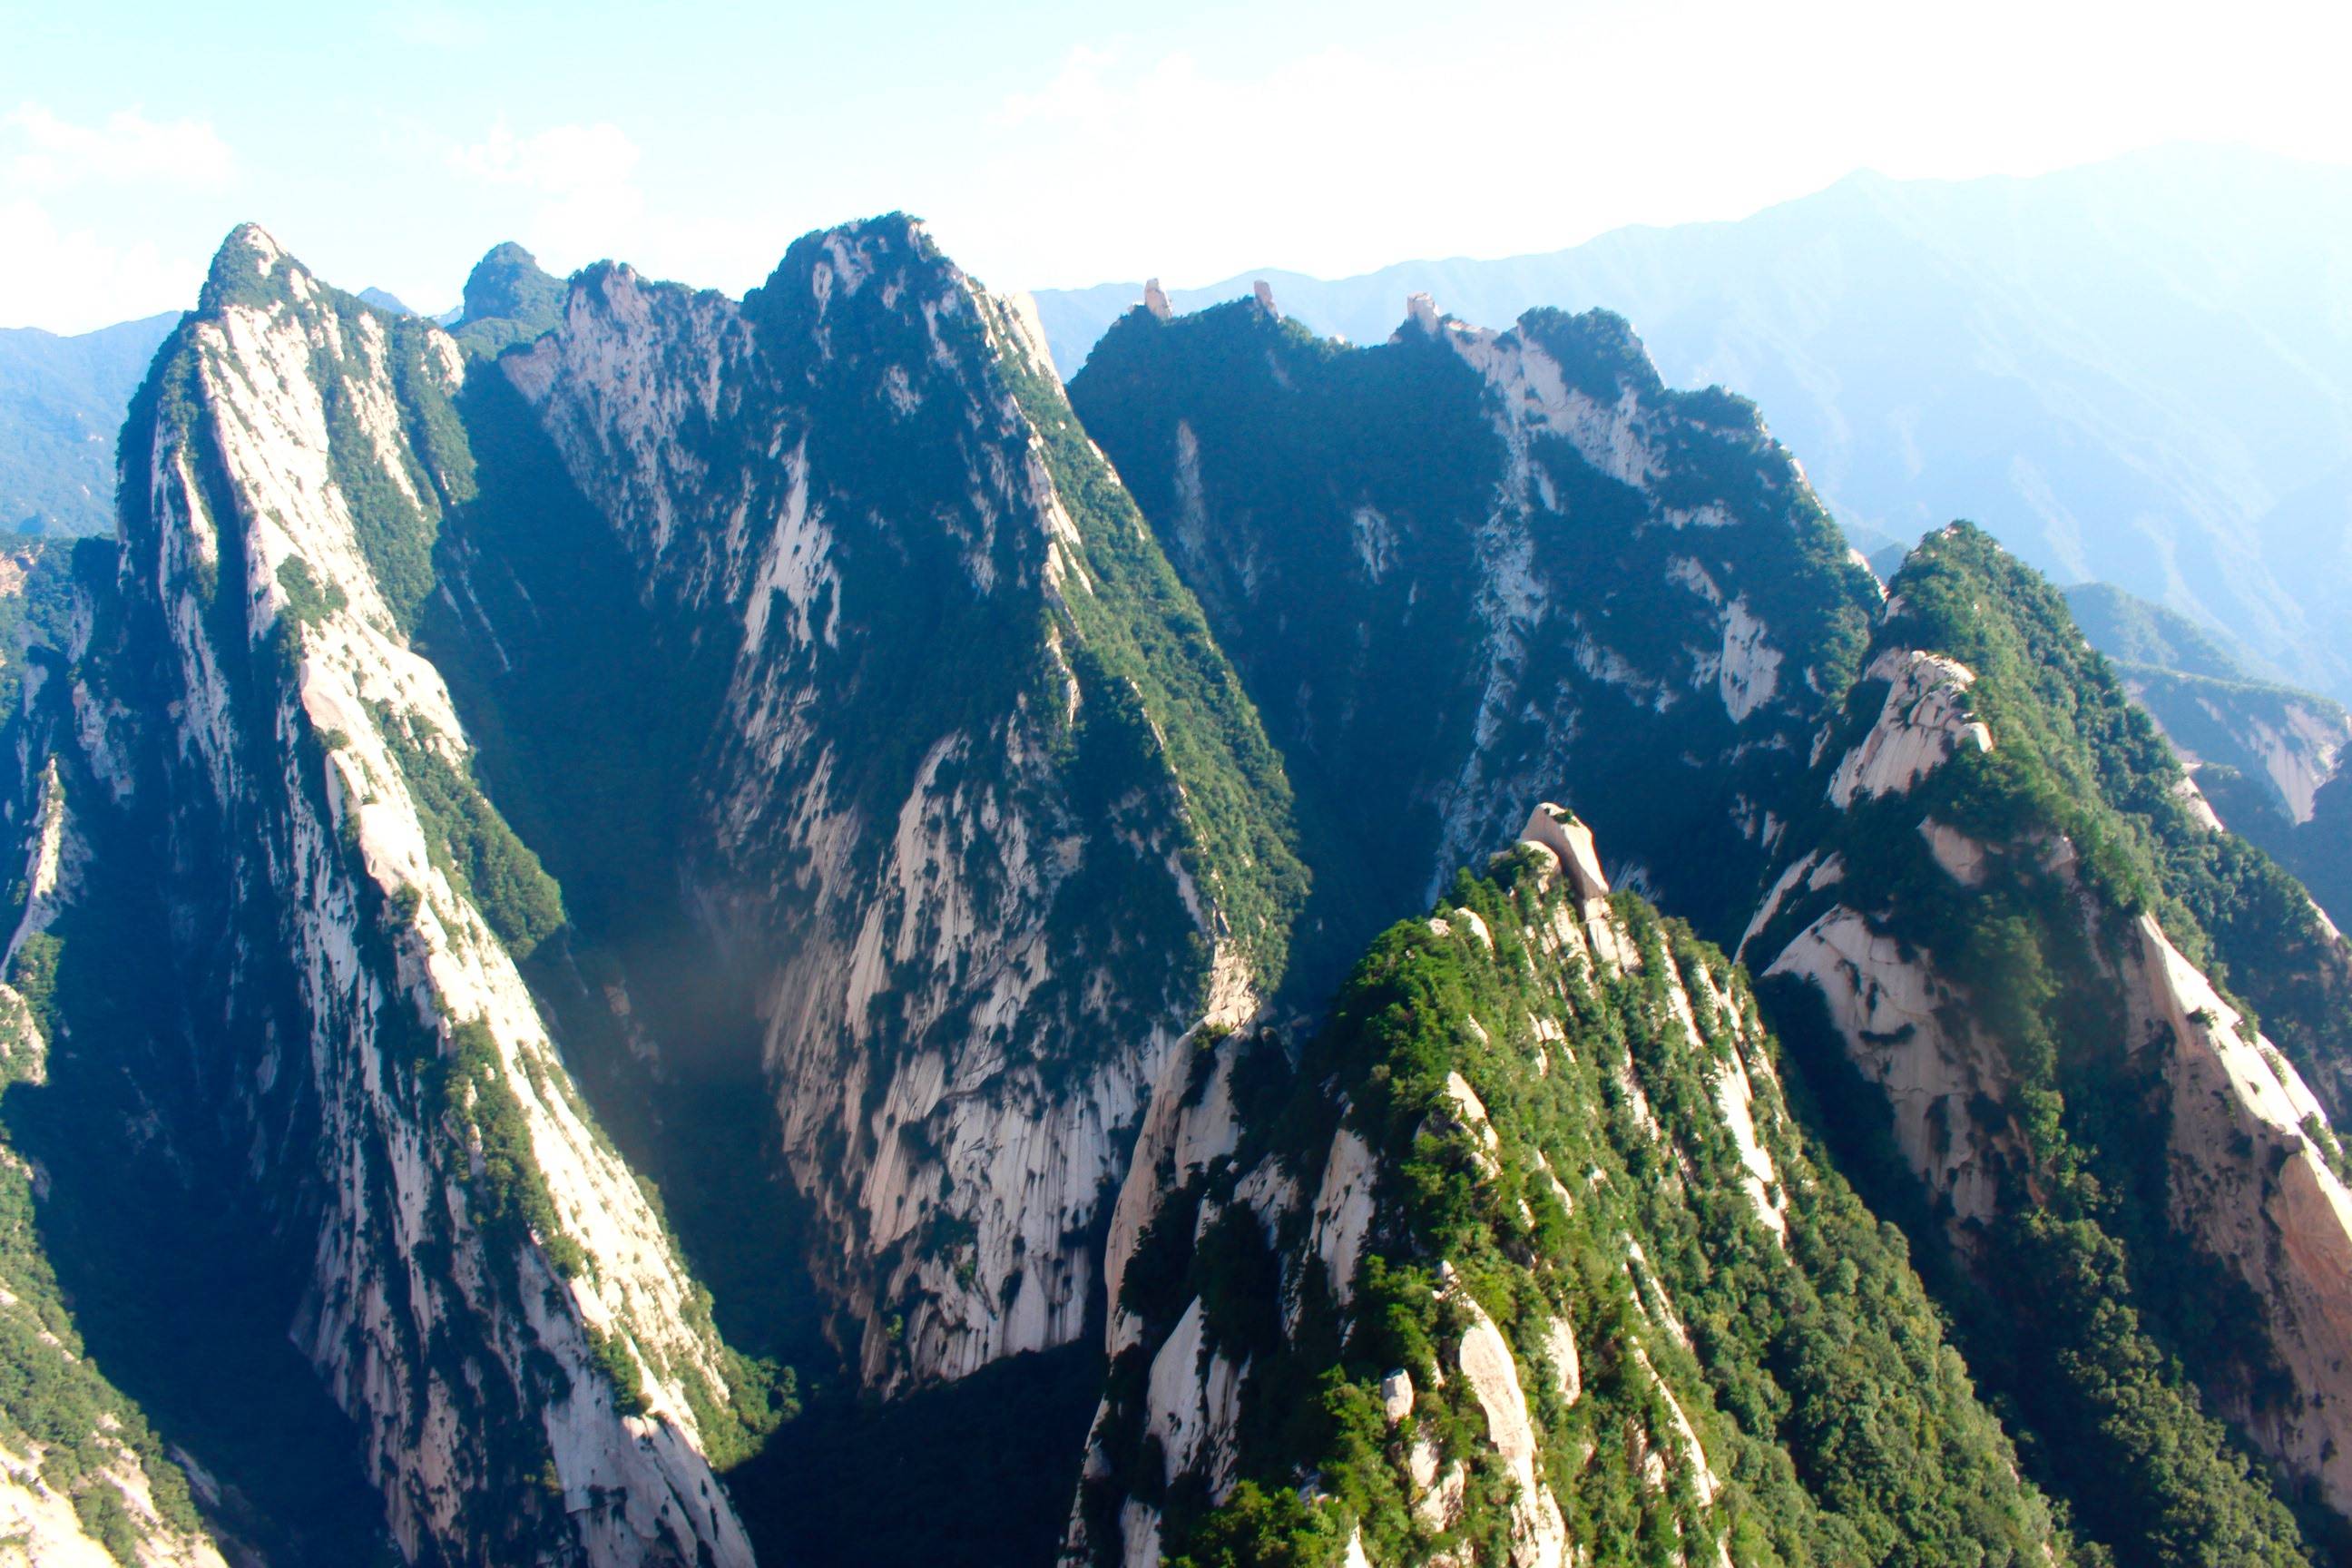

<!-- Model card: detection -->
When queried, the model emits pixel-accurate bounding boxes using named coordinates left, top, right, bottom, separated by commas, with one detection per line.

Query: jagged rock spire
left=1521, top=801, right=1610, bottom=904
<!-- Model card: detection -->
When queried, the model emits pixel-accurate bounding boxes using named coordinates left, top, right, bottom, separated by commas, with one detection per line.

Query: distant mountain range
left=11, top=148, right=2350, bottom=702
left=0, top=312, right=179, bottom=534
left=2068, top=579, right=2352, bottom=931
left=1035, top=144, right=2352, bottom=701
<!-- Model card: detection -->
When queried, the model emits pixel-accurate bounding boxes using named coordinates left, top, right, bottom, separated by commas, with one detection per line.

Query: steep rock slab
left=2128, top=913, right=2352, bottom=1511
left=465, top=214, right=1303, bottom=1387
left=58, top=226, right=753, bottom=1564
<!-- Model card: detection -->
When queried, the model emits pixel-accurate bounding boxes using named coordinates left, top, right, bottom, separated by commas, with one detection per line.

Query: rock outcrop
left=1069, top=291, right=1880, bottom=995
left=1825, top=648, right=1992, bottom=808
left=1064, top=809, right=2060, bottom=1566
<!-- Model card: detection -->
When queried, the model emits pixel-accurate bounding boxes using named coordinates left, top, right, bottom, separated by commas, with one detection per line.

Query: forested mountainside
left=1067, top=808, right=2068, bottom=1568
left=3, top=215, right=2350, bottom=1567
left=0, top=314, right=180, bottom=536
left=1073, top=294, right=2352, bottom=1563
left=1038, top=147, right=2352, bottom=704
left=2066, top=581, right=2352, bottom=931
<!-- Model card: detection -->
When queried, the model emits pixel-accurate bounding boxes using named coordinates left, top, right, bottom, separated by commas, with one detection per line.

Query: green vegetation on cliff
left=1095, top=852, right=2065, bottom=1568
left=982, top=289, right=1307, bottom=988
left=1751, top=524, right=2339, bottom=1563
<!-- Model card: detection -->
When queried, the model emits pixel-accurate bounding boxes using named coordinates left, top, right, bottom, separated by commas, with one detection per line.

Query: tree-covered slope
left=0, top=313, right=179, bottom=535
left=448, top=240, right=566, bottom=357
left=1747, top=524, right=2352, bottom=1563
left=1069, top=293, right=1878, bottom=1000
left=1067, top=808, right=2068, bottom=1567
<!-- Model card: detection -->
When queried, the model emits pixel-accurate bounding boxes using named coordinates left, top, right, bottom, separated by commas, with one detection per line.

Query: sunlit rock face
left=36, top=224, right=756, bottom=1563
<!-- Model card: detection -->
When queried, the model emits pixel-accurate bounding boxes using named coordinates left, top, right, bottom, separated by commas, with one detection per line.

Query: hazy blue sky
left=5, top=0, right=2347, bottom=332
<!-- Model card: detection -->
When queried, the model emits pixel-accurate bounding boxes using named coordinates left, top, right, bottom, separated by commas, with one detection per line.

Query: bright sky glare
left=4, top=0, right=2348, bottom=332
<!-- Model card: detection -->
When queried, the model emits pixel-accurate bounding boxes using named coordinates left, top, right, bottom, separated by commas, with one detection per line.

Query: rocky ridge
left=1063, top=805, right=2063, bottom=1568
left=19, top=225, right=758, bottom=1564
left=1745, top=524, right=2352, bottom=1553
left=1068, top=288, right=1877, bottom=996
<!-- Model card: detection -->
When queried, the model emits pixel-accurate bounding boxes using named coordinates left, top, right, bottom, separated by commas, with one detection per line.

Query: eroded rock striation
left=439, top=215, right=1303, bottom=1389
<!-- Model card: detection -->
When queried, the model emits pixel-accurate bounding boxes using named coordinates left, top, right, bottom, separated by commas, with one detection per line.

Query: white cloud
left=374, top=3, right=487, bottom=52
left=445, top=121, right=646, bottom=271
left=941, top=0, right=2352, bottom=295
left=4, top=103, right=235, bottom=192
left=447, top=121, right=642, bottom=195
left=0, top=106, right=232, bottom=330
left=0, top=198, right=204, bottom=333
left=993, top=44, right=1121, bottom=128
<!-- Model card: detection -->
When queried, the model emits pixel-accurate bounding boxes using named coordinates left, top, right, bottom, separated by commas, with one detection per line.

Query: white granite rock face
left=1453, top=1289, right=1571, bottom=1568
left=98, top=230, right=751, bottom=1566
left=1763, top=906, right=2019, bottom=1237
left=0, top=1441, right=227, bottom=1568
left=2126, top=913, right=2352, bottom=1513
left=1828, top=648, right=1993, bottom=808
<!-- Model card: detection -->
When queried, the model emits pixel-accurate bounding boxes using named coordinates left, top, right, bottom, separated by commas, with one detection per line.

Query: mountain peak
left=459, top=241, right=562, bottom=328
left=450, top=241, right=565, bottom=354
left=198, top=222, right=302, bottom=313
left=356, top=286, right=414, bottom=316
